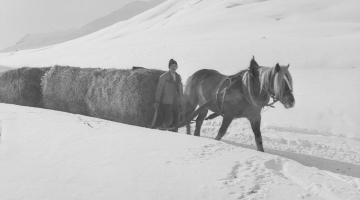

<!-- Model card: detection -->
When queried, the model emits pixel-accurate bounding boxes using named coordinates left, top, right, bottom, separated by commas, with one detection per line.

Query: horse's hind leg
left=186, top=124, right=191, bottom=135
left=215, top=115, right=233, bottom=140
left=249, top=116, right=264, bottom=152
left=194, top=108, right=208, bottom=136
left=185, top=103, right=198, bottom=135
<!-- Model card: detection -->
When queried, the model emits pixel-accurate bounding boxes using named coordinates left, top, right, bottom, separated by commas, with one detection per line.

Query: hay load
left=0, top=67, right=49, bottom=107
left=42, top=65, right=164, bottom=127
left=41, top=66, right=96, bottom=115
left=86, top=67, right=164, bottom=127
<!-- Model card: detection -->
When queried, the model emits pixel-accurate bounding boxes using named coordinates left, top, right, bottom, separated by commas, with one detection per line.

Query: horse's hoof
left=257, top=148, right=265, bottom=152
left=168, top=127, right=178, bottom=132
left=214, top=137, right=221, bottom=141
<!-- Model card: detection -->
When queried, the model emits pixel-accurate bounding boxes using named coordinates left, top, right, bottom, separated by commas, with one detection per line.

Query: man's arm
left=178, top=76, right=184, bottom=96
left=155, top=75, right=165, bottom=103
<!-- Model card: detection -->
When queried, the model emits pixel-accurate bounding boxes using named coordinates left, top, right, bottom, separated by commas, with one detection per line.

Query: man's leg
left=154, top=103, right=164, bottom=128
left=160, top=104, right=173, bottom=129
left=169, top=104, right=180, bottom=132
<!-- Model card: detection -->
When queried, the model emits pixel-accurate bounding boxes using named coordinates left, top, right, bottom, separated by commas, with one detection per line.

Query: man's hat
left=168, top=59, right=177, bottom=67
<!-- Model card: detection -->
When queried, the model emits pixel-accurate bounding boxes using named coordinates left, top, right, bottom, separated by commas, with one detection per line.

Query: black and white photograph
left=0, top=0, right=359, bottom=199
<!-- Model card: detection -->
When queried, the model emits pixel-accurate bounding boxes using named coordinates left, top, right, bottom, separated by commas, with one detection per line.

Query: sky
left=0, top=0, right=139, bottom=49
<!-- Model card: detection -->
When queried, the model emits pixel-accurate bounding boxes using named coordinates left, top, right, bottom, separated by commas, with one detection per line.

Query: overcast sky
left=0, top=0, right=138, bottom=49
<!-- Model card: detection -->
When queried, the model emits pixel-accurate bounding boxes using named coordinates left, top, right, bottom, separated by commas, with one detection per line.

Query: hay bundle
left=0, top=67, right=49, bottom=107
left=42, top=66, right=164, bottom=127
left=86, top=67, right=164, bottom=127
left=41, top=66, right=95, bottom=115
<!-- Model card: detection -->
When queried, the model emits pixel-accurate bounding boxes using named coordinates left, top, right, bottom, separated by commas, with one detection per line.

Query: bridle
left=267, top=70, right=293, bottom=108
left=266, top=95, right=278, bottom=108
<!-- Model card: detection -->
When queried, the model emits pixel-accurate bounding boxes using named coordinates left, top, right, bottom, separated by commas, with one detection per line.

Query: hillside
left=0, top=103, right=359, bottom=200
left=1, top=0, right=164, bottom=52
left=0, top=0, right=359, bottom=140
left=0, top=0, right=359, bottom=71
left=0, top=1, right=359, bottom=198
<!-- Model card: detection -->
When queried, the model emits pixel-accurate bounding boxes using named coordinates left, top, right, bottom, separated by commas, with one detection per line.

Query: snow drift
left=0, top=103, right=359, bottom=200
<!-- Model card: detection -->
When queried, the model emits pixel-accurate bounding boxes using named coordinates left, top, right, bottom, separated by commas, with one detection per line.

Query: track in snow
left=180, top=119, right=360, bottom=178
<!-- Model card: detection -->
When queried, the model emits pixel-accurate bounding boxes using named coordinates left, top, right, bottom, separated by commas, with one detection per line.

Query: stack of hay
left=0, top=67, right=50, bottom=107
left=41, top=66, right=95, bottom=115
left=0, top=65, right=165, bottom=127
left=42, top=66, right=165, bottom=127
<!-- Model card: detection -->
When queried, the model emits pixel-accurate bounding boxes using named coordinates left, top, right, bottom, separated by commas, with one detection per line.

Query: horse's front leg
left=249, top=116, right=264, bottom=152
left=194, top=108, right=208, bottom=136
left=215, top=115, right=233, bottom=140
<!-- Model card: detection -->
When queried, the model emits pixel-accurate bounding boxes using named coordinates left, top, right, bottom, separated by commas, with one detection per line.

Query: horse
left=181, top=57, right=295, bottom=152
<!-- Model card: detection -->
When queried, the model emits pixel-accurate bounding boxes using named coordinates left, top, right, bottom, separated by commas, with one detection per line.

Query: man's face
left=169, top=64, right=178, bottom=72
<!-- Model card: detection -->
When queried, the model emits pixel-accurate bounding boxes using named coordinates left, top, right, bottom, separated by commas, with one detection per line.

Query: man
left=154, top=59, right=183, bottom=131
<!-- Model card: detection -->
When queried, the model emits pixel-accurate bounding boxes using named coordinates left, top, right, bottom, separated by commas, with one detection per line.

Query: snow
left=0, top=0, right=359, bottom=198
left=1, top=0, right=164, bottom=52
left=186, top=118, right=360, bottom=177
left=1, top=0, right=360, bottom=70
left=0, top=103, right=359, bottom=200
left=0, top=0, right=359, bottom=139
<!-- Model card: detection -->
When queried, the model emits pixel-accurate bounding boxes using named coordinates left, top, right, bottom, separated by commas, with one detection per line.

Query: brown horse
left=181, top=57, right=295, bottom=152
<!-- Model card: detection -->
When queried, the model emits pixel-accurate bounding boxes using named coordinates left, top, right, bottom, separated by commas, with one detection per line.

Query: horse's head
left=272, top=63, right=295, bottom=108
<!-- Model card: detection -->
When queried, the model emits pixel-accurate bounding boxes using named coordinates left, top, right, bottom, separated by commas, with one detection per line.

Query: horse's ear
left=250, top=56, right=259, bottom=69
left=275, top=63, right=281, bottom=72
left=249, top=56, right=259, bottom=76
left=287, top=64, right=290, bottom=69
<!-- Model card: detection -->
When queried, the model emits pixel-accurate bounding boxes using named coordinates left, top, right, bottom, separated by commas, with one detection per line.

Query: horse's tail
left=177, top=101, right=212, bottom=128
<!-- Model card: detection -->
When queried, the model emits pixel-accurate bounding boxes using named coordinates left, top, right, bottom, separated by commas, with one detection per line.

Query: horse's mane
left=242, top=70, right=262, bottom=107
left=258, top=66, right=274, bottom=94
left=229, top=59, right=293, bottom=108
left=259, top=65, right=293, bottom=100
left=230, top=65, right=290, bottom=107
left=229, top=67, right=268, bottom=107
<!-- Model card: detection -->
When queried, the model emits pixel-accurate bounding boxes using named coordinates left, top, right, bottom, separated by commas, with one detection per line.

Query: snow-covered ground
left=0, top=0, right=359, bottom=198
left=0, top=103, right=359, bottom=200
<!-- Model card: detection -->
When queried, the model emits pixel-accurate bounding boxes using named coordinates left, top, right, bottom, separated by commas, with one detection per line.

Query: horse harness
left=215, top=77, right=231, bottom=113
left=214, top=70, right=278, bottom=115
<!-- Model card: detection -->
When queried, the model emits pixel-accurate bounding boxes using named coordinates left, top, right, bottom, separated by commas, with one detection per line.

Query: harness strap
left=265, top=97, right=278, bottom=108
left=215, top=77, right=231, bottom=113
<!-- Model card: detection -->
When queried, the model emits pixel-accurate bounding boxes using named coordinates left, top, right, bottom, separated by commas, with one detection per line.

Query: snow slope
left=0, top=65, right=12, bottom=73
left=0, top=1, right=359, bottom=198
left=0, top=0, right=359, bottom=70
left=0, top=103, right=359, bottom=200
left=0, top=0, right=359, bottom=140
left=1, top=0, right=164, bottom=52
